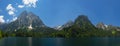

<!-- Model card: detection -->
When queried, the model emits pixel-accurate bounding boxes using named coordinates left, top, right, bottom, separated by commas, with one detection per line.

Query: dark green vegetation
left=0, top=25, right=119, bottom=38
left=0, top=30, right=109, bottom=38
left=0, top=11, right=120, bottom=38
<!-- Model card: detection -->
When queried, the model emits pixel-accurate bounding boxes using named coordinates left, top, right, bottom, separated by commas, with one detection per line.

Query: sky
left=0, top=0, right=120, bottom=27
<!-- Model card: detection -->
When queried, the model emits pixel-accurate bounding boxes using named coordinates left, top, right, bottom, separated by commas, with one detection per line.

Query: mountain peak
left=17, top=11, right=45, bottom=27
left=74, top=15, right=92, bottom=25
left=75, top=15, right=91, bottom=24
left=5, top=11, right=46, bottom=31
left=77, top=15, right=88, bottom=19
left=73, top=15, right=96, bottom=30
left=18, top=11, right=37, bottom=19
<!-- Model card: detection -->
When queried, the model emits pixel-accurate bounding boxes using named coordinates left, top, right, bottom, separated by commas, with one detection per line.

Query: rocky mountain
left=15, top=11, right=45, bottom=28
left=73, top=15, right=96, bottom=30
left=54, top=20, right=74, bottom=30
left=96, top=22, right=107, bottom=30
left=4, top=11, right=54, bottom=31
left=59, top=15, right=98, bottom=37
left=55, top=15, right=96, bottom=31
left=62, top=15, right=97, bottom=32
left=96, top=22, right=120, bottom=31
left=54, top=25, right=62, bottom=30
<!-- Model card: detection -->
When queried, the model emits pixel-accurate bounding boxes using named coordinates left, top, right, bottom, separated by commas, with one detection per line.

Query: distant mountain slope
left=54, top=20, right=74, bottom=30
left=96, top=22, right=120, bottom=31
left=96, top=22, right=107, bottom=30
left=0, top=23, right=8, bottom=30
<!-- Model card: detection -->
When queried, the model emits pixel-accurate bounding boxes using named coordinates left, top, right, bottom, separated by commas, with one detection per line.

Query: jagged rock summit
left=5, top=11, right=46, bottom=31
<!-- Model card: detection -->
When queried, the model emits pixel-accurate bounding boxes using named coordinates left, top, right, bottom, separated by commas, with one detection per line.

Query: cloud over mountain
left=0, top=15, right=5, bottom=23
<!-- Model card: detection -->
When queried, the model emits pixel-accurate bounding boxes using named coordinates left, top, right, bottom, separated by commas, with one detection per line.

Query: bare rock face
left=96, top=22, right=120, bottom=31
left=54, top=20, right=74, bottom=30
left=16, top=11, right=45, bottom=28
left=96, top=22, right=107, bottom=30
left=5, top=11, right=46, bottom=31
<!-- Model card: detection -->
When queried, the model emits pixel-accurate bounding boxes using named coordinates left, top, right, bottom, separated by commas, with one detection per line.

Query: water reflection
left=28, top=37, right=32, bottom=46
left=56, top=38, right=63, bottom=46
left=0, top=37, right=120, bottom=46
left=39, top=38, right=64, bottom=46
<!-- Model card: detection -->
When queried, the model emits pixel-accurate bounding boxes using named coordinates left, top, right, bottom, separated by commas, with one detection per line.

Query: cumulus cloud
left=12, top=17, right=17, bottom=21
left=8, top=10, right=14, bottom=15
left=23, top=0, right=38, bottom=7
left=0, top=15, right=5, bottom=23
left=18, top=5, right=25, bottom=8
left=18, top=0, right=38, bottom=8
left=6, top=4, right=18, bottom=23
left=6, top=4, right=16, bottom=16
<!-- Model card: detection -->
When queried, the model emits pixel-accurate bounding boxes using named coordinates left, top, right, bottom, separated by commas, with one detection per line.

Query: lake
left=0, top=37, right=120, bottom=46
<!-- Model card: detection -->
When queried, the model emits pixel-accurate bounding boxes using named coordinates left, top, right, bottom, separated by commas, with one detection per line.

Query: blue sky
left=0, top=0, right=120, bottom=27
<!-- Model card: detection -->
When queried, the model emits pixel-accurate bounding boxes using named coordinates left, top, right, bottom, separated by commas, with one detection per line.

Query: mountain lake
left=0, top=37, right=120, bottom=46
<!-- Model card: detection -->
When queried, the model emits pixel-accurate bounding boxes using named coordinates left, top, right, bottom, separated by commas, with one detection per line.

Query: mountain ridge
left=0, top=11, right=120, bottom=32
left=0, top=11, right=120, bottom=37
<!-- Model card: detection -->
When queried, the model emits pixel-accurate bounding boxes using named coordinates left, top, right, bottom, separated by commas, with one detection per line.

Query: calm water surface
left=0, top=37, right=120, bottom=46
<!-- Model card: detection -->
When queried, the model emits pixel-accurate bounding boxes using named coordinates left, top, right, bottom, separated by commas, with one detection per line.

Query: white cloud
left=18, top=5, right=25, bottom=8
left=12, top=17, right=17, bottom=21
left=8, top=10, right=15, bottom=15
left=0, top=15, right=5, bottom=23
left=6, top=4, right=16, bottom=16
left=22, top=0, right=38, bottom=8
left=6, top=4, right=18, bottom=23
left=6, top=4, right=14, bottom=10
